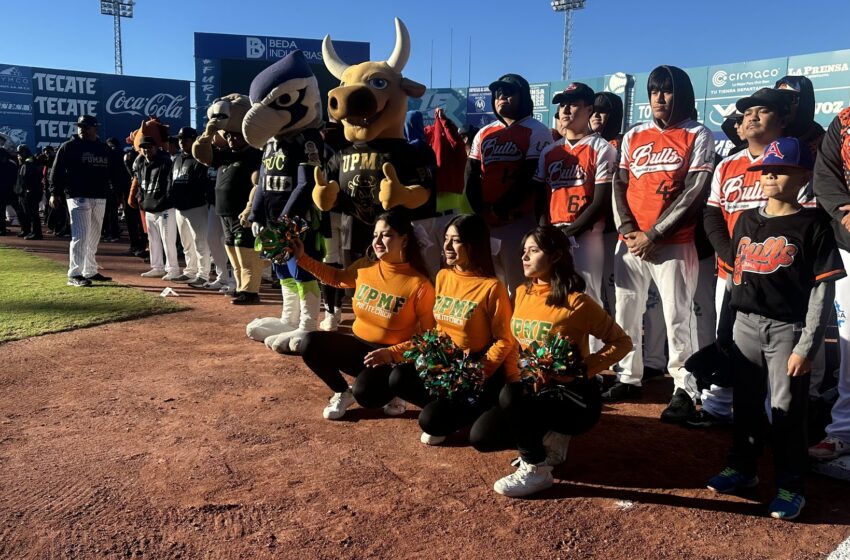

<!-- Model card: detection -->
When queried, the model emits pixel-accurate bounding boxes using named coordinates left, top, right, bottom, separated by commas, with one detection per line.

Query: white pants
left=67, top=197, right=106, bottom=278
left=492, top=214, right=536, bottom=296
left=324, top=212, right=344, bottom=264
left=601, top=231, right=618, bottom=317
left=571, top=228, right=604, bottom=352
left=412, top=215, right=445, bottom=281
left=176, top=205, right=210, bottom=280
left=643, top=282, right=668, bottom=370
left=827, top=248, right=850, bottom=443
left=614, top=240, right=699, bottom=396
left=206, top=205, right=233, bottom=285
left=145, top=209, right=179, bottom=275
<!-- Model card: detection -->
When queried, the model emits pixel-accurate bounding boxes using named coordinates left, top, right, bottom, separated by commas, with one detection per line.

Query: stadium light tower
left=551, top=0, right=586, bottom=81
left=99, top=0, right=135, bottom=75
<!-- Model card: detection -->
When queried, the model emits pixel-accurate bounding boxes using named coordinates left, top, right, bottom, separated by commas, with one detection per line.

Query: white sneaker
left=543, top=431, right=572, bottom=466
left=383, top=397, right=406, bottom=416
left=420, top=432, right=446, bottom=446
left=161, top=273, right=183, bottom=281
left=809, top=436, right=850, bottom=461
left=323, top=388, right=355, bottom=420
left=493, top=459, right=554, bottom=497
left=140, top=268, right=166, bottom=278
left=319, top=309, right=342, bottom=331
left=203, top=279, right=224, bottom=290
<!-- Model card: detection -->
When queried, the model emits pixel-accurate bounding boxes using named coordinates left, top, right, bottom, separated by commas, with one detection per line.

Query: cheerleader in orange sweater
left=291, top=211, right=436, bottom=420
left=364, top=214, right=516, bottom=445
left=488, top=226, right=632, bottom=497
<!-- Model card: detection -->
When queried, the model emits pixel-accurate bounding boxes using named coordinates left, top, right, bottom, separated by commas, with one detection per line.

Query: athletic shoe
left=808, top=436, right=850, bottom=461
left=707, top=467, right=759, bottom=494
left=323, top=389, right=355, bottom=420
left=203, top=279, right=224, bottom=290
left=685, top=409, right=730, bottom=429
left=420, top=432, right=446, bottom=446
left=660, top=388, right=696, bottom=423
left=601, top=381, right=642, bottom=402
left=187, top=277, right=208, bottom=288
left=643, top=366, right=667, bottom=380
left=16, top=231, right=28, bottom=237
left=383, top=397, right=406, bottom=417
left=319, top=309, right=343, bottom=332
left=161, top=274, right=184, bottom=282
left=231, top=292, right=260, bottom=305
left=140, top=268, right=166, bottom=278
left=768, top=489, right=805, bottom=520
left=24, top=233, right=43, bottom=240
left=86, top=273, right=112, bottom=282
left=543, top=431, right=572, bottom=466
left=493, top=459, right=554, bottom=498
left=67, top=275, right=92, bottom=287
left=169, top=274, right=193, bottom=283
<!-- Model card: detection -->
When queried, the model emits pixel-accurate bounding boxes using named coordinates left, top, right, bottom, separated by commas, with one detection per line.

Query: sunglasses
left=223, top=131, right=242, bottom=139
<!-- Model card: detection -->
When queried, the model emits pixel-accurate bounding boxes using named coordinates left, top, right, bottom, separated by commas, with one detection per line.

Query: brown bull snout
left=328, top=86, right=378, bottom=121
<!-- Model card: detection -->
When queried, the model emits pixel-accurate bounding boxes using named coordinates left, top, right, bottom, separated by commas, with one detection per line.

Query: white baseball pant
left=145, top=209, right=179, bottom=276
left=614, top=240, right=699, bottom=397
left=571, top=228, right=605, bottom=352
left=643, top=282, right=668, bottom=371
left=66, top=197, right=106, bottom=278
left=176, top=204, right=211, bottom=280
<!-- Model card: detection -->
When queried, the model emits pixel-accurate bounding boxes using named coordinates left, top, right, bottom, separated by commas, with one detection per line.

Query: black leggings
left=471, top=379, right=603, bottom=463
left=300, top=331, right=394, bottom=408
left=389, top=362, right=505, bottom=437
left=321, top=263, right=344, bottom=313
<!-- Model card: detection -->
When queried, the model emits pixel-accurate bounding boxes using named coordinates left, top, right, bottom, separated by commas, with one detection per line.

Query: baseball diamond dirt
left=1, top=233, right=849, bottom=559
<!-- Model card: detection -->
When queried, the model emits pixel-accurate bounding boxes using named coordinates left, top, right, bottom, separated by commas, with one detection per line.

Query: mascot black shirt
left=252, top=128, right=324, bottom=224
left=210, top=146, right=262, bottom=217
left=325, top=138, right=436, bottom=247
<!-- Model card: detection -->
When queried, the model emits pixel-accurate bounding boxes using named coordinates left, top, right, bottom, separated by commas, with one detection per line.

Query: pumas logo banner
left=732, top=235, right=798, bottom=284
left=629, top=142, right=685, bottom=178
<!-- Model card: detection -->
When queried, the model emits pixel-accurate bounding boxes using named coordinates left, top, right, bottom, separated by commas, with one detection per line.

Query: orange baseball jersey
left=618, top=119, right=715, bottom=244
left=297, top=255, right=436, bottom=345
left=469, top=115, right=552, bottom=208
left=709, top=149, right=817, bottom=278
left=388, top=268, right=516, bottom=377
left=506, top=282, right=632, bottom=382
left=534, top=133, right=617, bottom=226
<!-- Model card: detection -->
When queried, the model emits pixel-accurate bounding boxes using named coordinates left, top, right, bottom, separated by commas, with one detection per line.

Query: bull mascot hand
left=312, top=167, right=340, bottom=211
left=378, top=162, right=430, bottom=210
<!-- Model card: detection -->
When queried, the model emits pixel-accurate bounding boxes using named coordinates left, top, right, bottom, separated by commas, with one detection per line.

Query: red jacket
left=424, top=110, right=466, bottom=195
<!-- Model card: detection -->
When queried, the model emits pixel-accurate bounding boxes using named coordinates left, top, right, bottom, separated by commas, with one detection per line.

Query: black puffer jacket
left=133, top=150, right=173, bottom=213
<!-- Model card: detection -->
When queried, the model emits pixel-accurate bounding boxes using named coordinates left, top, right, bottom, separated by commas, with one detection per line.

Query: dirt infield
left=1, top=233, right=849, bottom=559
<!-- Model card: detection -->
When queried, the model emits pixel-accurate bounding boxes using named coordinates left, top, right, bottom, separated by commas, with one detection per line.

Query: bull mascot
left=313, top=18, right=437, bottom=264
left=242, top=51, right=326, bottom=354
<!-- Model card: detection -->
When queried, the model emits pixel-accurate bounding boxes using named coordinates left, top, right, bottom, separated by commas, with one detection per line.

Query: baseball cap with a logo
left=747, top=137, right=814, bottom=172
left=76, top=115, right=99, bottom=127
left=552, top=82, right=595, bottom=106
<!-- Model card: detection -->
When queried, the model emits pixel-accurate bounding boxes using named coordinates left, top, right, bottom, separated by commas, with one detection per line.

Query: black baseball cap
left=139, top=136, right=157, bottom=148
left=76, top=115, right=99, bottom=127
left=735, top=88, right=791, bottom=115
left=488, top=74, right=529, bottom=96
left=552, top=82, right=595, bottom=106
left=177, top=126, right=198, bottom=139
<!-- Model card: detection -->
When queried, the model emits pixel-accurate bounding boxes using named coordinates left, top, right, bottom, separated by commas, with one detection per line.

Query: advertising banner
left=195, top=57, right=220, bottom=130
left=408, top=88, right=467, bottom=128
left=529, top=82, right=552, bottom=127
left=704, top=57, right=788, bottom=132
left=0, top=64, right=34, bottom=148
left=466, top=86, right=496, bottom=128
left=31, top=67, right=102, bottom=148
left=788, top=49, right=850, bottom=127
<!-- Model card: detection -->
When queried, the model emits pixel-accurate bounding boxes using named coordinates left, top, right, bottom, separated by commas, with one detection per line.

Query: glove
left=251, top=222, right=263, bottom=237
left=378, top=162, right=429, bottom=210
left=312, top=167, right=340, bottom=211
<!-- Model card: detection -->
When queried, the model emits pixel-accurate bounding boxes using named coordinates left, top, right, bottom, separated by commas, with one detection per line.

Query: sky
left=1, top=0, right=848, bottom=89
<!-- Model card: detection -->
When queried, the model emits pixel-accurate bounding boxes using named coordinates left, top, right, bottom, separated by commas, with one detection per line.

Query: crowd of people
left=3, top=61, right=850, bottom=522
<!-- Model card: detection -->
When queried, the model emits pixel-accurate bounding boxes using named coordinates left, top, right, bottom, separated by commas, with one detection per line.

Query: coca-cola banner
left=5, top=63, right=191, bottom=149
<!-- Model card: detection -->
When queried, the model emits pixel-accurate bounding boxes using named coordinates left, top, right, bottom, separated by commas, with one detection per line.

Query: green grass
left=0, top=246, right=185, bottom=343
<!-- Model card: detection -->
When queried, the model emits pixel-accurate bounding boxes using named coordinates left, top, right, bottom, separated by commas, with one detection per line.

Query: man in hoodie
left=775, top=75, right=825, bottom=159
left=15, top=145, right=43, bottom=240
left=133, top=136, right=181, bottom=281
left=465, top=73, right=553, bottom=292
left=171, top=127, right=212, bottom=287
left=810, top=106, right=850, bottom=462
left=605, top=66, right=715, bottom=424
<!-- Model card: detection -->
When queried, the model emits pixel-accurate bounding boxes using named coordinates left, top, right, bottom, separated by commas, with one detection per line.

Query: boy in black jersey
left=706, top=138, right=845, bottom=520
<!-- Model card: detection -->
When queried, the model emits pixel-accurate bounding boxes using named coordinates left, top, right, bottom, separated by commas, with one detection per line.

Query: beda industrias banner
left=0, top=62, right=190, bottom=150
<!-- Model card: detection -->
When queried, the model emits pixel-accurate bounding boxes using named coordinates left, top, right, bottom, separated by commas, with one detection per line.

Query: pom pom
left=254, top=215, right=309, bottom=264
left=403, top=329, right=484, bottom=403
left=518, top=333, right=586, bottom=399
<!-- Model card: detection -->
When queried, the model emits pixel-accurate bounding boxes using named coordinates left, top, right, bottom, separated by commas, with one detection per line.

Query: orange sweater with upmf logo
left=389, top=268, right=516, bottom=377
left=297, top=255, right=436, bottom=345
left=507, top=282, right=632, bottom=383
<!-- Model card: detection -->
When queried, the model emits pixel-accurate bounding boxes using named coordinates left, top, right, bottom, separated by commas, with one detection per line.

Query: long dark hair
left=443, top=214, right=496, bottom=278
left=521, top=226, right=585, bottom=307
left=368, top=210, right=430, bottom=278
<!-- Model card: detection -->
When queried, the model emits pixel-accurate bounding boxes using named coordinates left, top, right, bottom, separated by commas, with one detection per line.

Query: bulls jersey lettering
left=470, top=115, right=552, bottom=207
left=732, top=236, right=797, bottom=285
left=535, top=133, right=616, bottom=226
left=619, top=119, right=714, bottom=243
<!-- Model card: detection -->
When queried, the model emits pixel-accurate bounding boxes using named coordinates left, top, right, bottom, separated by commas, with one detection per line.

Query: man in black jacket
left=15, top=145, right=43, bottom=239
left=171, top=127, right=212, bottom=286
left=133, top=136, right=180, bottom=280
left=49, top=114, right=114, bottom=287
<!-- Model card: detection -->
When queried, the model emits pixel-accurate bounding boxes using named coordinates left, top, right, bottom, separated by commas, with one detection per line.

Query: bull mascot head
left=126, top=116, right=170, bottom=153
left=322, top=18, right=426, bottom=142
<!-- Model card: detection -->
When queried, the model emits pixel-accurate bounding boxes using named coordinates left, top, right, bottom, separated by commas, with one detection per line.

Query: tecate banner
left=0, top=62, right=190, bottom=150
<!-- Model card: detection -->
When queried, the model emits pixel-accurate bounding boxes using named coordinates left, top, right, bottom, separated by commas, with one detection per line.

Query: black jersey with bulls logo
left=325, top=138, right=436, bottom=250
left=730, top=207, right=845, bottom=322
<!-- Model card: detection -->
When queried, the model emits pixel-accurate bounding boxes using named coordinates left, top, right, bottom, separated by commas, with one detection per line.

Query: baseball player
left=49, top=115, right=115, bottom=287
left=707, top=137, right=844, bottom=520
left=606, top=66, right=715, bottom=425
